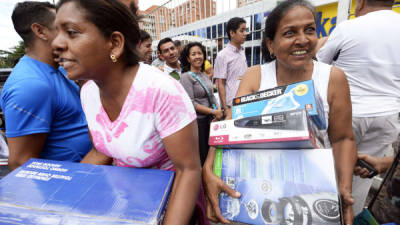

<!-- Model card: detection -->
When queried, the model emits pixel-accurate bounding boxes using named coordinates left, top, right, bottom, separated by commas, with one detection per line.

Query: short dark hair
left=11, top=1, right=56, bottom=47
left=157, top=37, right=174, bottom=53
left=226, top=17, right=246, bottom=40
left=56, top=0, right=141, bottom=66
left=180, top=42, right=206, bottom=73
left=173, top=40, right=182, bottom=47
left=262, top=0, right=316, bottom=62
left=139, top=29, right=151, bottom=42
left=365, top=0, right=394, bottom=7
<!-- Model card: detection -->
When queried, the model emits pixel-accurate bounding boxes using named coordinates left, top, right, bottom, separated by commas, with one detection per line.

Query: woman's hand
left=339, top=188, right=355, bottom=225
left=223, top=108, right=232, bottom=120
left=212, top=109, right=224, bottom=120
left=202, top=147, right=241, bottom=223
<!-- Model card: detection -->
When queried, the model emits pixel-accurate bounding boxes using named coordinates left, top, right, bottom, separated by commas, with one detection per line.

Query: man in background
left=213, top=17, right=247, bottom=117
left=0, top=1, right=92, bottom=170
left=157, top=38, right=181, bottom=80
left=317, top=0, right=400, bottom=214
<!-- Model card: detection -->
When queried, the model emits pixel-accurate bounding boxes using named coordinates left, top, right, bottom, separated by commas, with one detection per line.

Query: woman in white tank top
left=202, top=1, right=357, bottom=224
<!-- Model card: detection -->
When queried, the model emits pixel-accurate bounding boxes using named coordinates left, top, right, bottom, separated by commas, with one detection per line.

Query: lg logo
left=213, top=123, right=227, bottom=131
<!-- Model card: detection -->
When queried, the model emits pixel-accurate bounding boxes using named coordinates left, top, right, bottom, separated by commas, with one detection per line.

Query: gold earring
left=110, top=54, right=117, bottom=63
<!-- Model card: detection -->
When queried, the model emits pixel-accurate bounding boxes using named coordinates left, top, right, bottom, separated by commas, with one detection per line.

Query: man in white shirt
left=317, top=0, right=400, bottom=215
left=157, top=38, right=181, bottom=80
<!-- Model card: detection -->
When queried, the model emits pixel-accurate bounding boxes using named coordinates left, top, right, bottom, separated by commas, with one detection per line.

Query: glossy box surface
left=232, top=80, right=326, bottom=130
left=0, top=158, right=174, bottom=225
left=209, top=109, right=324, bottom=149
left=214, top=149, right=341, bottom=225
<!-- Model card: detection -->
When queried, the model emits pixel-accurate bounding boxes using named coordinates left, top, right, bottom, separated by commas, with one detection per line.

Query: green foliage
left=0, top=41, right=25, bottom=68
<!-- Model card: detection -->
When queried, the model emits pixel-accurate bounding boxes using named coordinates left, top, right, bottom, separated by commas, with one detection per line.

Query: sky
left=0, top=0, right=236, bottom=52
left=0, top=0, right=168, bottom=51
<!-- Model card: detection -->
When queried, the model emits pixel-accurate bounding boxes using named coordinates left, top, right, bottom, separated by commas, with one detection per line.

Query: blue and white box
left=0, top=158, right=174, bottom=225
left=232, top=80, right=327, bottom=130
left=214, top=149, right=342, bottom=225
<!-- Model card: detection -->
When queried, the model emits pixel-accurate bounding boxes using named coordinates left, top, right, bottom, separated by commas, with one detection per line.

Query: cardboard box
left=232, top=80, right=327, bottom=130
left=0, top=158, right=174, bottom=225
left=214, top=148, right=341, bottom=225
left=209, top=109, right=324, bottom=149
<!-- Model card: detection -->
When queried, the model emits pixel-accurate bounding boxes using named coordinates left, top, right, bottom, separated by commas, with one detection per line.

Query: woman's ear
left=266, top=38, right=274, bottom=56
left=109, top=31, right=125, bottom=60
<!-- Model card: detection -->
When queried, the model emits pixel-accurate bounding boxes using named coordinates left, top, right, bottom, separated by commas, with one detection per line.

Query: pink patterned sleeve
left=155, top=80, right=197, bottom=139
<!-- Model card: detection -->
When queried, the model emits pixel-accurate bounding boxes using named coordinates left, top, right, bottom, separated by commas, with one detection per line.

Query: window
left=218, top=23, right=223, bottom=38
left=253, top=13, right=262, bottom=40
left=253, top=46, right=261, bottom=65
left=201, top=28, right=206, bottom=38
left=244, top=16, right=252, bottom=41
left=245, top=47, right=252, bottom=67
left=212, top=25, right=216, bottom=39
left=207, top=26, right=211, bottom=39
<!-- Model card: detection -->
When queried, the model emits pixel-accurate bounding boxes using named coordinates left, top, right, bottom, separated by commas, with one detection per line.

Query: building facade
left=237, top=0, right=262, bottom=8
left=161, top=0, right=400, bottom=67
left=140, top=0, right=216, bottom=40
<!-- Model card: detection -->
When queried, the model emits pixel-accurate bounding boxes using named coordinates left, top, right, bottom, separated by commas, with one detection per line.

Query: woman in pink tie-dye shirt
left=52, top=0, right=202, bottom=224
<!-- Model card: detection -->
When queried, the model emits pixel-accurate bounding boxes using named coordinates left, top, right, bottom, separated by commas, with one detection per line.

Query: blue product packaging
left=214, top=148, right=342, bottom=225
left=0, top=158, right=174, bottom=225
left=232, top=80, right=327, bottom=130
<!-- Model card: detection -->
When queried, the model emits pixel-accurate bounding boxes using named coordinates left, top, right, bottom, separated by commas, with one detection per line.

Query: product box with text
left=232, top=80, right=326, bottom=130
left=209, top=109, right=324, bottom=149
left=214, top=148, right=342, bottom=225
left=0, top=158, right=174, bottom=225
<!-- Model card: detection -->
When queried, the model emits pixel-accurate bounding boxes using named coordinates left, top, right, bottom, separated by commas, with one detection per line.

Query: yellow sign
left=315, top=0, right=399, bottom=38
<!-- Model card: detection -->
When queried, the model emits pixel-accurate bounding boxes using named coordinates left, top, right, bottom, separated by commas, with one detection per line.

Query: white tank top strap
left=311, top=60, right=331, bottom=116
left=259, top=60, right=277, bottom=90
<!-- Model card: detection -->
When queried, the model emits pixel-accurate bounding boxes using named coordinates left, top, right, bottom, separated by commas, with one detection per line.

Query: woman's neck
left=275, top=60, right=314, bottom=86
left=190, top=65, right=202, bottom=73
left=96, top=64, right=138, bottom=100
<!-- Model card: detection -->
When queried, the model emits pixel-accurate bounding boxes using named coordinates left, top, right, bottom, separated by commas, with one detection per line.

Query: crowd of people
left=0, top=0, right=399, bottom=224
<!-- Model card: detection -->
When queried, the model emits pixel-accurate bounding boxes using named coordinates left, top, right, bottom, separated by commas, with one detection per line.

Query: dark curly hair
left=180, top=42, right=207, bottom=73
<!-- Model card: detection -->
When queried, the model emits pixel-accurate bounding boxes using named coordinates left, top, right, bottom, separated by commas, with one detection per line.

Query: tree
left=0, top=41, right=25, bottom=68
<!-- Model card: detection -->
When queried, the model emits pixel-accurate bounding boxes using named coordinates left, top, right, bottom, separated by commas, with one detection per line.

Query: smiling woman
left=51, top=0, right=203, bottom=224
left=179, top=42, right=223, bottom=165
left=201, top=0, right=358, bottom=224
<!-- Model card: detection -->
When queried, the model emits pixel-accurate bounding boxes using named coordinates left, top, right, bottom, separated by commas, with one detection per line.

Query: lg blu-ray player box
left=214, top=148, right=342, bottom=225
left=232, top=80, right=327, bottom=130
left=209, top=109, right=324, bottom=149
left=0, top=159, right=174, bottom=225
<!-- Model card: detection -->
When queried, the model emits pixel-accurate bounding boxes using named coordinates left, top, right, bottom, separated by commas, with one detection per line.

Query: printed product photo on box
left=213, top=148, right=342, bottom=225
left=209, top=109, right=324, bottom=149
left=232, top=79, right=327, bottom=130
left=0, top=158, right=174, bottom=225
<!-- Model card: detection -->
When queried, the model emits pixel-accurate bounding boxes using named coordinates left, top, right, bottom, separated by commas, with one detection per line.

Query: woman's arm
left=162, top=121, right=202, bottom=225
left=201, top=66, right=261, bottom=222
left=202, top=147, right=241, bottom=223
left=180, top=73, right=223, bottom=120
left=195, top=104, right=223, bottom=120
left=80, top=132, right=113, bottom=165
left=80, top=147, right=113, bottom=165
left=327, top=66, right=358, bottom=225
